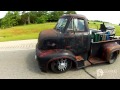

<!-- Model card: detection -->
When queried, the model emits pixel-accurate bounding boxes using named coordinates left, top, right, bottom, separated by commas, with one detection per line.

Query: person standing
left=99, top=22, right=107, bottom=32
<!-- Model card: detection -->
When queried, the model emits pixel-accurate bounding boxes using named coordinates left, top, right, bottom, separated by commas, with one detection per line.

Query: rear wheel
left=50, top=58, right=72, bottom=73
left=108, top=51, right=119, bottom=64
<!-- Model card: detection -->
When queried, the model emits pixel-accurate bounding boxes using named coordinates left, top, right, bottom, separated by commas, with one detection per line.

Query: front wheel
left=50, top=58, right=72, bottom=73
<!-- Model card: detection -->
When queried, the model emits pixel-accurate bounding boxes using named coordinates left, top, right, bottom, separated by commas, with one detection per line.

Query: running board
left=75, top=56, right=106, bottom=69
left=76, top=57, right=107, bottom=69
left=88, top=57, right=106, bottom=64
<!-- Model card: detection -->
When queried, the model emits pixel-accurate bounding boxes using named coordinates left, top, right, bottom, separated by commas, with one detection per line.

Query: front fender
left=36, top=48, right=77, bottom=71
left=45, top=49, right=77, bottom=71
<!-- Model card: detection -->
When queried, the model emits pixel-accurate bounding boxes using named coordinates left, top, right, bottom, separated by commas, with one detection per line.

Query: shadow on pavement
left=26, top=50, right=44, bottom=74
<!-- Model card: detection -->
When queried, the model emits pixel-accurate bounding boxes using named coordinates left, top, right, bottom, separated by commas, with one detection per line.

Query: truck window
left=55, top=18, right=68, bottom=32
left=74, top=19, right=85, bottom=31
left=67, top=18, right=85, bottom=32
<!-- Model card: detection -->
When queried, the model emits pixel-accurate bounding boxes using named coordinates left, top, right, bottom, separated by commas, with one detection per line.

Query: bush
left=36, top=15, right=47, bottom=24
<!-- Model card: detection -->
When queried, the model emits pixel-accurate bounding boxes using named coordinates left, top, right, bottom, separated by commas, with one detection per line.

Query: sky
left=0, top=11, right=120, bottom=25
left=0, top=11, right=7, bottom=18
left=76, top=11, right=120, bottom=25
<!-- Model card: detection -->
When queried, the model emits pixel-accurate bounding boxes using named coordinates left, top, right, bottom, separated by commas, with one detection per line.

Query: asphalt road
left=0, top=49, right=120, bottom=79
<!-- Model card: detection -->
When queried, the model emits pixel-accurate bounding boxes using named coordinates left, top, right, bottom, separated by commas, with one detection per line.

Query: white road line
left=0, top=39, right=37, bottom=51
left=0, top=48, right=35, bottom=51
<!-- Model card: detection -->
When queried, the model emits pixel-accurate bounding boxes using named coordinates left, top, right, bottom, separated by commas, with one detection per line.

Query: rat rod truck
left=35, top=14, right=120, bottom=73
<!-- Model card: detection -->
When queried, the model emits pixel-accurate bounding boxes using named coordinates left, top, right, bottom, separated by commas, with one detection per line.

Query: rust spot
left=39, top=49, right=61, bottom=57
left=103, top=42, right=120, bottom=61
left=75, top=56, right=83, bottom=61
left=89, top=57, right=106, bottom=64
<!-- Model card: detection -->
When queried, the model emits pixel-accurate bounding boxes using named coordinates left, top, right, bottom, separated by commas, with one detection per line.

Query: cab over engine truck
left=35, top=14, right=120, bottom=73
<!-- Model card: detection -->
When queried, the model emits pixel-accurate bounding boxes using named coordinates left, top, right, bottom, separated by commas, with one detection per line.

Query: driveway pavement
left=0, top=39, right=37, bottom=51
left=0, top=39, right=120, bottom=79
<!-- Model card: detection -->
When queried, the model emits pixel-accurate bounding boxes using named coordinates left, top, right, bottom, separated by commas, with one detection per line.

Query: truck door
left=73, top=18, right=91, bottom=59
left=64, top=18, right=77, bottom=54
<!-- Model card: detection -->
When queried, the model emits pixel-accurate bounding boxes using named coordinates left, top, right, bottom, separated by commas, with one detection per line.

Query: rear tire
left=108, top=51, right=119, bottom=64
left=50, top=58, right=72, bottom=73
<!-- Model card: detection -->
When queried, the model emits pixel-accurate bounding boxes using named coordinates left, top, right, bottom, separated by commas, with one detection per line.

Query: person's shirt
left=99, top=24, right=107, bottom=32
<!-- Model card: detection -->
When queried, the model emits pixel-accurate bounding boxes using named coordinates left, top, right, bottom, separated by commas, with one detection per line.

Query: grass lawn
left=0, top=22, right=56, bottom=42
left=0, top=21, right=120, bottom=42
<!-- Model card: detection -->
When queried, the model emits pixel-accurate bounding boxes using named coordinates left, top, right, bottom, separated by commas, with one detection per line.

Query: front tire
left=50, top=58, right=72, bottom=73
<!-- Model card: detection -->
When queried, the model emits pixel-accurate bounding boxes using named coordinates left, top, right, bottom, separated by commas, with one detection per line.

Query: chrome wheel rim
left=57, top=59, right=68, bottom=71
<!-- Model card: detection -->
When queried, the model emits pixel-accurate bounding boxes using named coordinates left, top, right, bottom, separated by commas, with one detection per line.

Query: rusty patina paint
left=60, top=14, right=87, bottom=20
left=75, top=56, right=84, bottom=61
left=88, top=57, right=106, bottom=64
left=39, top=49, right=59, bottom=57
left=36, top=14, right=120, bottom=73
left=39, top=29, right=59, bottom=41
left=103, top=42, right=120, bottom=61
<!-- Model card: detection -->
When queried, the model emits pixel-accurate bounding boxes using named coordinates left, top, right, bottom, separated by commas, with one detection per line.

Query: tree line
left=0, top=11, right=76, bottom=29
left=90, top=20, right=110, bottom=24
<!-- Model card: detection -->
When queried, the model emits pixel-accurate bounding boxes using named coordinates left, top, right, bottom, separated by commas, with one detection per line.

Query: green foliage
left=36, top=11, right=48, bottom=17
left=65, top=11, right=76, bottom=14
left=49, top=11, right=64, bottom=22
left=29, top=11, right=38, bottom=23
left=0, top=19, right=2, bottom=27
left=1, top=11, right=21, bottom=28
left=21, top=12, right=29, bottom=25
left=0, top=11, right=77, bottom=28
left=36, top=15, right=47, bottom=23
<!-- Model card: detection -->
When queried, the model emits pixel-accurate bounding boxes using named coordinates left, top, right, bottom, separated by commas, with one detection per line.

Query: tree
left=27, top=13, right=30, bottom=24
left=65, top=11, right=76, bottom=14
left=1, top=11, right=21, bottom=28
left=36, top=11, right=48, bottom=17
left=49, top=11, right=64, bottom=22
left=21, top=11, right=29, bottom=25
left=12, top=11, right=21, bottom=26
left=0, top=11, right=77, bottom=28
left=36, top=15, right=48, bottom=23
left=29, top=11, right=38, bottom=23
left=0, top=18, right=2, bottom=27
left=1, top=11, right=12, bottom=28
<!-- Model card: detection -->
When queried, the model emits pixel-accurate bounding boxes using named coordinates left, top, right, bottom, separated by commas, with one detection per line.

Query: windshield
left=55, top=18, right=68, bottom=32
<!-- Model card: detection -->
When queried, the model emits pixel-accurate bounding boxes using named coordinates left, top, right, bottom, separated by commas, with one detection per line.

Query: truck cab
left=36, top=14, right=120, bottom=73
left=54, top=14, right=91, bottom=59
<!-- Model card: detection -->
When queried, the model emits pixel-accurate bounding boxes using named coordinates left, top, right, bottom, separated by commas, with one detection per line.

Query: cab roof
left=60, top=14, right=87, bottom=19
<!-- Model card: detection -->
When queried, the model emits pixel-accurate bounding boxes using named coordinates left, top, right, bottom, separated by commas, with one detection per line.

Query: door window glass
left=74, top=19, right=85, bottom=31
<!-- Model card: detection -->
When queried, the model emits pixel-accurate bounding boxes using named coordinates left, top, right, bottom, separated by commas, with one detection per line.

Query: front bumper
left=35, top=44, right=50, bottom=72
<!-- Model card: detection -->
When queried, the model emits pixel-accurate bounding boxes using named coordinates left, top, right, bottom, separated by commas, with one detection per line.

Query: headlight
left=47, top=41, right=56, bottom=47
left=42, top=40, right=58, bottom=50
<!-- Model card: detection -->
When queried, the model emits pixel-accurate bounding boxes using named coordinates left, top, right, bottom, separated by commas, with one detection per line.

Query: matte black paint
left=36, top=14, right=120, bottom=72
